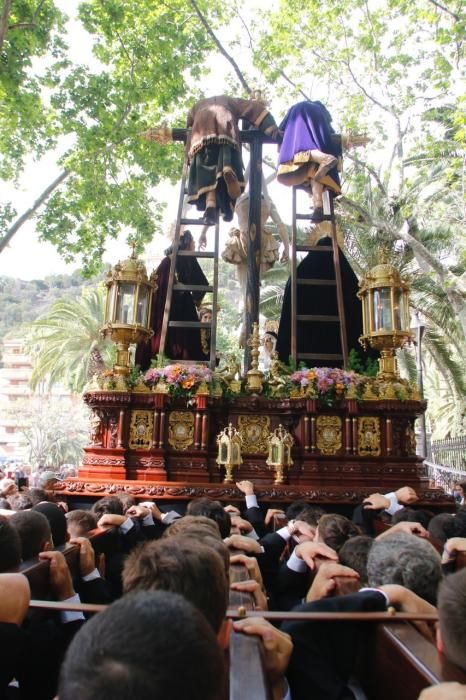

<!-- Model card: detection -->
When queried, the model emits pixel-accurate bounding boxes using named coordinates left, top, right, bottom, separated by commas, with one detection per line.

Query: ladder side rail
left=159, top=131, right=191, bottom=359
left=327, top=192, right=348, bottom=367
left=291, top=187, right=298, bottom=365
left=209, top=217, right=220, bottom=370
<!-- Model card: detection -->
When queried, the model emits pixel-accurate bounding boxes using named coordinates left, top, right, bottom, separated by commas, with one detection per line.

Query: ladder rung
left=173, top=284, right=213, bottom=293
left=297, top=315, right=340, bottom=322
left=177, top=251, right=215, bottom=259
left=180, top=217, right=210, bottom=226
left=168, top=321, right=211, bottom=329
left=297, top=353, right=344, bottom=361
left=295, top=213, right=333, bottom=221
left=296, top=245, right=333, bottom=253
left=297, top=279, right=336, bottom=286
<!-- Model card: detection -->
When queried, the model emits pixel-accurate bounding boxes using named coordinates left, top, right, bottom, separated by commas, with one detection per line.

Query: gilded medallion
left=237, top=415, right=270, bottom=454
left=357, top=417, right=381, bottom=457
left=168, top=411, right=195, bottom=451
left=129, top=411, right=153, bottom=450
left=316, top=416, right=342, bottom=455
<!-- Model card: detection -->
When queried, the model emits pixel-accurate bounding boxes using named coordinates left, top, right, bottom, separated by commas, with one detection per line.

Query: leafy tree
left=9, top=395, right=90, bottom=468
left=24, top=285, right=114, bottom=393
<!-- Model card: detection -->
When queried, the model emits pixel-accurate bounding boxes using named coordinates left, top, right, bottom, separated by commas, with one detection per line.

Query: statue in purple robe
left=277, top=101, right=342, bottom=221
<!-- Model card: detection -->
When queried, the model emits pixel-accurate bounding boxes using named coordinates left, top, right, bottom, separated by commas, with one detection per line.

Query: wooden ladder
left=158, top=133, right=220, bottom=369
left=290, top=187, right=349, bottom=368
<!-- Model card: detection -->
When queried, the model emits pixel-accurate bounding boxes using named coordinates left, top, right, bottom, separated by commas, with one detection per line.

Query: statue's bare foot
left=309, top=206, right=324, bottom=222
left=203, top=207, right=218, bottom=226
left=224, top=170, right=241, bottom=199
left=314, top=156, right=338, bottom=182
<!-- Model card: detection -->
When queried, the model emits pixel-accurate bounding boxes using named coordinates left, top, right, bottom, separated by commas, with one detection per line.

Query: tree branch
left=345, top=153, right=387, bottom=196
left=188, top=0, right=251, bottom=94
left=427, top=0, right=459, bottom=20
left=279, top=70, right=310, bottom=101
left=0, top=0, right=12, bottom=53
left=0, top=169, right=69, bottom=254
left=8, top=22, right=36, bottom=29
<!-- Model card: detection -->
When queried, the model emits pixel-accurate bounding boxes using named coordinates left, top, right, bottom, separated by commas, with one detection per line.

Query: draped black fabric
left=276, top=237, right=377, bottom=367
left=135, top=255, right=208, bottom=370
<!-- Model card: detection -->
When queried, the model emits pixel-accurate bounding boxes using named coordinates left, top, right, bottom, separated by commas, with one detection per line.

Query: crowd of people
left=0, top=476, right=466, bottom=699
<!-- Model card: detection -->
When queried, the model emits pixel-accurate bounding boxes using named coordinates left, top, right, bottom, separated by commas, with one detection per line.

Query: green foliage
left=24, top=284, right=113, bottom=393
left=348, top=349, right=378, bottom=377
left=8, top=395, right=90, bottom=468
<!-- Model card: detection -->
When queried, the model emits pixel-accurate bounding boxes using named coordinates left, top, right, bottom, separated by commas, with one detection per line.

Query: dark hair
left=367, top=532, right=442, bottom=605
left=8, top=493, right=33, bottom=511
left=26, top=488, right=49, bottom=506
left=114, top=492, right=137, bottom=514
left=32, top=502, right=68, bottom=546
left=122, top=537, right=228, bottom=633
left=92, top=497, right=124, bottom=518
left=58, top=590, right=226, bottom=700
left=0, top=498, right=11, bottom=510
left=338, top=535, right=373, bottom=585
left=391, top=507, right=433, bottom=529
left=66, top=509, right=98, bottom=536
left=163, top=515, right=221, bottom=540
left=438, top=569, right=466, bottom=672
left=293, top=505, right=325, bottom=528
left=164, top=229, right=194, bottom=257
left=0, top=515, right=21, bottom=572
left=452, top=508, right=466, bottom=538
left=10, top=510, right=52, bottom=560
left=428, top=513, right=455, bottom=543
left=318, top=514, right=361, bottom=552
left=186, top=498, right=231, bottom=539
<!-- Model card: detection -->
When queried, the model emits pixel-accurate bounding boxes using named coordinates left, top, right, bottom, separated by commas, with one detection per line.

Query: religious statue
left=277, top=100, right=368, bottom=221
left=222, top=192, right=289, bottom=297
left=267, top=351, right=288, bottom=393
left=258, top=330, right=278, bottom=373
left=216, top=354, right=241, bottom=384
left=90, top=412, right=102, bottom=446
left=141, top=92, right=280, bottom=226
left=135, top=229, right=208, bottom=369
left=186, top=95, right=280, bottom=225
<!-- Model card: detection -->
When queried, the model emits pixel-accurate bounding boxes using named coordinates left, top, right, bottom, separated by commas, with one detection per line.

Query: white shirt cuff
left=383, top=492, right=403, bottom=516
left=245, top=494, right=259, bottom=509
left=287, top=550, right=308, bottom=572
left=282, top=681, right=291, bottom=700
left=82, top=568, right=100, bottom=582
left=119, top=517, right=134, bottom=533
left=359, top=587, right=389, bottom=607
left=60, top=593, right=85, bottom=623
left=276, top=526, right=292, bottom=542
left=142, top=514, right=155, bottom=526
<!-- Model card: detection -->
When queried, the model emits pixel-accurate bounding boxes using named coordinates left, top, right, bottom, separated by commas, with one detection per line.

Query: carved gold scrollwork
left=129, top=411, right=153, bottom=450
left=237, top=415, right=270, bottom=454
left=316, top=416, right=342, bottom=455
left=357, top=417, right=381, bottom=457
left=168, top=411, right=195, bottom=451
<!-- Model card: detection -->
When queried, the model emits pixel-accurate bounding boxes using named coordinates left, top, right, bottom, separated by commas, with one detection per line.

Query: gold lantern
left=266, top=424, right=294, bottom=484
left=216, top=423, right=242, bottom=483
left=358, top=263, right=413, bottom=380
left=102, top=249, right=157, bottom=376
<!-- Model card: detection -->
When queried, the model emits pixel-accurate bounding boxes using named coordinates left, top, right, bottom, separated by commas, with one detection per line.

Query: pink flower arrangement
left=289, top=367, right=364, bottom=404
left=144, top=364, right=213, bottom=398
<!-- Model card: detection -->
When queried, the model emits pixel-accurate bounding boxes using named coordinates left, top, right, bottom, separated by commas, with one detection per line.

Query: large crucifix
left=145, top=97, right=279, bottom=371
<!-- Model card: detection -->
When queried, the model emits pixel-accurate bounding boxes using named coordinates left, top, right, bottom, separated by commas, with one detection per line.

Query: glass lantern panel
left=394, top=291, right=406, bottom=331
left=136, top=287, right=149, bottom=325
left=220, top=442, right=228, bottom=462
left=107, top=284, right=117, bottom=322
left=115, top=283, right=136, bottom=324
left=373, top=287, right=392, bottom=331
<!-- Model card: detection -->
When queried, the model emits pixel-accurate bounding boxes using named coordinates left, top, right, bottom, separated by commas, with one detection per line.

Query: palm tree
left=24, top=286, right=114, bottom=394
